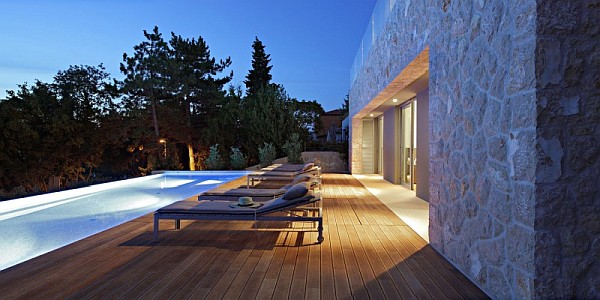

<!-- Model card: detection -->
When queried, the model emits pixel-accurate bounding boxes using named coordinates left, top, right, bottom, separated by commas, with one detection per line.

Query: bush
left=282, top=133, right=303, bottom=164
left=258, top=142, right=276, bottom=168
left=229, top=147, right=247, bottom=170
left=205, top=144, right=224, bottom=170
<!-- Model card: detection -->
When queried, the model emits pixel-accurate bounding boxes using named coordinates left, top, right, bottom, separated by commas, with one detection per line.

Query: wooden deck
left=0, top=174, right=488, bottom=299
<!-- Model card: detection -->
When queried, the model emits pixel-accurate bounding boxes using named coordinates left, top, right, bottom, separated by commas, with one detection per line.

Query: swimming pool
left=0, top=171, right=248, bottom=271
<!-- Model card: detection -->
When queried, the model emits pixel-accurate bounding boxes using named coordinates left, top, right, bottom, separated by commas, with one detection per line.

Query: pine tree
left=244, top=37, right=272, bottom=97
left=166, top=32, right=232, bottom=170
left=120, top=26, right=169, bottom=139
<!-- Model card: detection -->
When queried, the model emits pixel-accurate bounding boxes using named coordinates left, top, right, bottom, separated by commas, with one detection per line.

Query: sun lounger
left=261, top=163, right=303, bottom=171
left=197, top=187, right=287, bottom=201
left=200, top=174, right=318, bottom=201
left=247, top=165, right=321, bottom=188
left=154, top=183, right=324, bottom=243
left=260, top=161, right=316, bottom=172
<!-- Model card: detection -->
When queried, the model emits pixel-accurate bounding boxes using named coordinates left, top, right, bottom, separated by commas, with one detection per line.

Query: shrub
left=229, top=147, right=247, bottom=170
left=258, top=142, right=276, bottom=168
left=205, top=144, right=224, bottom=170
left=282, top=133, right=303, bottom=164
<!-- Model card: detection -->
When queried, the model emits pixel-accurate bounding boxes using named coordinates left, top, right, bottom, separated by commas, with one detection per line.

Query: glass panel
left=350, top=0, right=400, bottom=84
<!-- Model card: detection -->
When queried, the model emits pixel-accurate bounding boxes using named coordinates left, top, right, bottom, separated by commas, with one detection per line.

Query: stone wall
left=430, top=1, right=539, bottom=298
left=248, top=151, right=348, bottom=173
left=351, top=0, right=600, bottom=297
left=301, top=151, right=348, bottom=173
left=534, top=0, right=600, bottom=297
left=349, top=0, right=539, bottom=298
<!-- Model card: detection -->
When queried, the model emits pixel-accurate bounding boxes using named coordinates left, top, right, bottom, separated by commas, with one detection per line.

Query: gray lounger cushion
left=201, top=188, right=287, bottom=197
left=282, top=182, right=310, bottom=200
left=302, top=162, right=315, bottom=172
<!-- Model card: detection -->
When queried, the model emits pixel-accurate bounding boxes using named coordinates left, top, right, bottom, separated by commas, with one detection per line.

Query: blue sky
left=0, top=0, right=376, bottom=111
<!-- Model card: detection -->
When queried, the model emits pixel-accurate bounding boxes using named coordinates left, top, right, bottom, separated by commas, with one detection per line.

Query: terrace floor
left=0, top=173, right=488, bottom=299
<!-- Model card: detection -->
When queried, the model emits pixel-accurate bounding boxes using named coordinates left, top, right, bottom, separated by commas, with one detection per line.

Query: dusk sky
left=0, top=0, right=376, bottom=111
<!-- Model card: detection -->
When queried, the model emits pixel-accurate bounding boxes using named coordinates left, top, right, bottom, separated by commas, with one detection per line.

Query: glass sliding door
left=399, top=99, right=417, bottom=190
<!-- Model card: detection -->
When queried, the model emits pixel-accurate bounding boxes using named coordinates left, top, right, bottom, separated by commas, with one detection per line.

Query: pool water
left=0, top=171, right=247, bottom=271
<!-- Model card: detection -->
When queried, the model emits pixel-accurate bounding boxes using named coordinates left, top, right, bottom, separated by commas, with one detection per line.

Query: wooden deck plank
left=217, top=229, right=278, bottom=300
left=351, top=224, right=405, bottom=299
left=0, top=220, right=144, bottom=291
left=66, top=221, right=210, bottom=298
left=238, top=224, right=287, bottom=299
left=362, top=224, right=417, bottom=299
left=90, top=221, right=225, bottom=298
left=167, top=222, right=255, bottom=299
left=337, top=223, right=369, bottom=299
left=270, top=231, right=299, bottom=299
left=345, top=224, right=387, bottom=299
left=319, top=224, right=336, bottom=300
left=289, top=222, right=310, bottom=299
left=380, top=224, right=452, bottom=299
left=9, top=221, right=149, bottom=298
left=188, top=224, right=262, bottom=298
left=139, top=223, right=232, bottom=299
left=305, top=228, right=322, bottom=300
left=377, top=224, right=435, bottom=299
left=254, top=224, right=290, bottom=300
left=0, top=173, right=488, bottom=299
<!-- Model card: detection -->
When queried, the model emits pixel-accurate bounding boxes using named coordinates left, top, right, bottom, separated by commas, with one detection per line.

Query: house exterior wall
left=383, top=107, right=399, bottom=183
left=350, top=0, right=599, bottom=298
left=533, top=1, right=600, bottom=297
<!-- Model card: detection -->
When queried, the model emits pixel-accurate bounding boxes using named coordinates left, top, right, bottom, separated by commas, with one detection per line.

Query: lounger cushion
left=200, top=188, right=287, bottom=198
left=158, top=192, right=316, bottom=215
left=302, top=163, right=315, bottom=172
left=157, top=200, right=202, bottom=213
left=292, top=174, right=311, bottom=185
left=282, top=182, right=309, bottom=200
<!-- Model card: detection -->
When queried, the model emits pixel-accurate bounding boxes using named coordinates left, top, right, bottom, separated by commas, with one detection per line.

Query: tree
left=229, top=147, right=247, bottom=170
left=241, top=84, right=299, bottom=161
left=282, top=133, right=303, bottom=164
left=341, top=93, right=349, bottom=119
left=200, top=84, right=242, bottom=150
left=293, top=99, right=324, bottom=141
left=120, top=26, right=169, bottom=139
left=0, top=87, right=41, bottom=192
left=205, top=144, right=224, bottom=170
left=258, top=142, right=276, bottom=168
left=244, top=37, right=272, bottom=97
left=51, top=65, right=118, bottom=183
left=166, top=32, right=232, bottom=170
left=0, top=65, right=117, bottom=194
left=121, top=27, right=233, bottom=171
